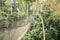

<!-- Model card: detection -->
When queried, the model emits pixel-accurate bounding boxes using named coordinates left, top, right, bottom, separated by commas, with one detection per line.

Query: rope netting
left=0, top=0, right=31, bottom=29
left=0, top=0, right=47, bottom=40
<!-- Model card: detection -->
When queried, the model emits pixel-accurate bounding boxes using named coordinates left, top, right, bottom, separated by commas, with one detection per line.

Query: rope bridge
left=0, top=0, right=47, bottom=40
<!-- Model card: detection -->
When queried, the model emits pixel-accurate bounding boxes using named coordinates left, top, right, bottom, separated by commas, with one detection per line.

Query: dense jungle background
left=0, top=0, right=60, bottom=40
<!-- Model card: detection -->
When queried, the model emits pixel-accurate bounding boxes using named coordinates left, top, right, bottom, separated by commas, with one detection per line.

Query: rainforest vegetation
left=0, top=0, right=60, bottom=40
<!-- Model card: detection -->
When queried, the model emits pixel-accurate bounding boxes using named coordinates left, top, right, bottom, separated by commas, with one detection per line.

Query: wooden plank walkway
left=0, top=23, right=30, bottom=40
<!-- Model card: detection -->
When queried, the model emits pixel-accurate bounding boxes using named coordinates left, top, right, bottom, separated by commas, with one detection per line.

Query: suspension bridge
left=0, top=0, right=47, bottom=40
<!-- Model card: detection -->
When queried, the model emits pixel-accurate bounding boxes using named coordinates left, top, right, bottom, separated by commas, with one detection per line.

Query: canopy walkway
left=0, top=0, right=47, bottom=40
left=0, top=14, right=35, bottom=40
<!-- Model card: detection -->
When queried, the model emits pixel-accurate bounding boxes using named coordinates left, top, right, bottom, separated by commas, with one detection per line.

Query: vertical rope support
left=11, top=4, right=12, bottom=15
left=10, top=0, right=14, bottom=15
left=1, top=0, right=3, bottom=11
left=39, top=15, right=45, bottom=40
left=36, top=0, right=45, bottom=40
left=26, top=4, right=28, bottom=20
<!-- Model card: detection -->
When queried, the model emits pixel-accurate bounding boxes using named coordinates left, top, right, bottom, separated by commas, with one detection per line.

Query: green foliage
left=0, top=0, right=60, bottom=40
left=22, top=13, right=60, bottom=40
left=0, top=0, right=26, bottom=28
left=22, top=0, right=60, bottom=40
